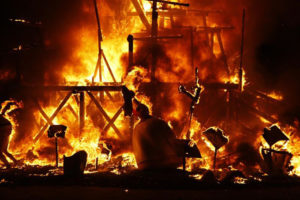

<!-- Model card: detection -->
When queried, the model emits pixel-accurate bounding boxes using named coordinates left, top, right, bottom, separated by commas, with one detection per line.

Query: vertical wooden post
left=79, top=92, right=85, bottom=135
left=202, top=14, right=210, bottom=46
left=151, top=0, right=158, bottom=82
left=210, top=32, right=214, bottom=69
left=93, top=0, right=104, bottom=101
left=213, top=148, right=217, bottom=171
left=151, top=0, right=158, bottom=38
left=130, top=115, right=134, bottom=137
left=33, top=91, right=72, bottom=143
left=55, top=137, right=58, bottom=168
left=239, top=9, right=246, bottom=92
left=226, top=90, right=231, bottom=131
left=127, top=35, right=134, bottom=75
left=210, top=32, right=214, bottom=57
left=190, top=27, right=194, bottom=69
left=216, top=30, right=229, bottom=76
left=183, top=156, right=186, bottom=172
left=95, top=157, right=98, bottom=170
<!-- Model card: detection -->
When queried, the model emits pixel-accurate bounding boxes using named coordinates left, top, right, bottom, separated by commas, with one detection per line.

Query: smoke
left=1, top=0, right=98, bottom=151
left=188, top=0, right=300, bottom=123
left=244, top=0, right=300, bottom=123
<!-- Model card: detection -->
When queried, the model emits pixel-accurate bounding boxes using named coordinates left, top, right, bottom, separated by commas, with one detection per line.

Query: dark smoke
left=1, top=0, right=97, bottom=149
left=244, top=0, right=300, bottom=123
left=189, top=0, right=300, bottom=123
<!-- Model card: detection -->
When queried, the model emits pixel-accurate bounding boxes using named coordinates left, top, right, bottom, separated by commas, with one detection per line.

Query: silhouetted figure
left=132, top=101, right=181, bottom=170
left=63, top=151, right=87, bottom=176
left=0, top=103, right=17, bottom=169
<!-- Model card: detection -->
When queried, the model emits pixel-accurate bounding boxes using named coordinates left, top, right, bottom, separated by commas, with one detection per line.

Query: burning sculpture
left=132, top=101, right=182, bottom=169
left=261, top=125, right=293, bottom=176
left=0, top=102, right=18, bottom=168
left=0, top=0, right=299, bottom=184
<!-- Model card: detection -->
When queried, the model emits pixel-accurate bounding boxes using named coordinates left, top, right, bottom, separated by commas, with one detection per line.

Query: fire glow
left=1, top=0, right=299, bottom=179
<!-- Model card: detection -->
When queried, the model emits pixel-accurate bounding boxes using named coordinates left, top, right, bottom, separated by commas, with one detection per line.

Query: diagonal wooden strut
left=87, top=91, right=123, bottom=138
left=131, top=0, right=151, bottom=32
left=216, top=31, right=229, bottom=76
left=102, top=52, right=116, bottom=82
left=101, top=106, right=123, bottom=135
left=92, top=0, right=116, bottom=84
left=34, top=99, right=53, bottom=125
left=33, top=91, right=73, bottom=143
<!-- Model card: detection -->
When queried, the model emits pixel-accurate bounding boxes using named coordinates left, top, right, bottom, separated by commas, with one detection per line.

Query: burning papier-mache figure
left=132, top=100, right=182, bottom=170
left=261, top=125, right=293, bottom=176
left=0, top=102, right=18, bottom=169
left=122, top=86, right=182, bottom=170
left=178, top=67, right=204, bottom=139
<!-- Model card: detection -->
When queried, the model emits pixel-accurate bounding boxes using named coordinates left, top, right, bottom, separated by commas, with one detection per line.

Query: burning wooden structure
left=0, top=0, right=299, bottom=184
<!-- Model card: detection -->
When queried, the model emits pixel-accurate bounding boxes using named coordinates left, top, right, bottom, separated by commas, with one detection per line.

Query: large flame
left=1, top=0, right=299, bottom=178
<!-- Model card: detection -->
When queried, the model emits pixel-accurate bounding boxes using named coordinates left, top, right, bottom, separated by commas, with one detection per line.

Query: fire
left=1, top=100, right=23, bottom=152
left=1, top=0, right=299, bottom=180
left=267, top=91, right=284, bottom=101
left=258, top=123, right=300, bottom=176
left=143, top=1, right=152, bottom=11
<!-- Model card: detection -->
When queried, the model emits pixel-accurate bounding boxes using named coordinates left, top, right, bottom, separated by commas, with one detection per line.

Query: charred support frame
left=34, top=91, right=73, bottom=142
left=32, top=85, right=124, bottom=143
left=79, top=92, right=85, bottom=135
left=146, top=0, right=189, bottom=81
left=239, top=9, right=246, bottom=92
left=127, top=34, right=183, bottom=77
left=130, top=0, right=151, bottom=32
left=196, top=26, right=234, bottom=76
left=127, top=35, right=134, bottom=72
left=92, top=0, right=117, bottom=104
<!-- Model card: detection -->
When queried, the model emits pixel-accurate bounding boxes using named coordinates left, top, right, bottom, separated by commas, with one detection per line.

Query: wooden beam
left=239, top=9, right=246, bottom=92
left=87, top=91, right=123, bottom=138
left=202, top=15, right=210, bottom=45
left=34, top=99, right=53, bottom=125
left=240, top=98, right=277, bottom=123
left=133, top=35, right=183, bottom=41
left=102, top=51, right=117, bottom=82
left=104, top=91, right=115, bottom=102
left=246, top=89, right=283, bottom=105
left=57, top=92, right=78, bottom=119
left=73, top=95, right=80, bottom=105
left=26, top=85, right=123, bottom=92
left=66, top=104, right=78, bottom=120
left=147, top=0, right=189, bottom=7
left=139, top=81, right=239, bottom=90
left=101, top=106, right=123, bottom=135
left=196, top=26, right=234, bottom=32
left=79, top=92, right=85, bottom=135
left=128, top=9, right=220, bottom=17
left=131, top=0, right=151, bottom=32
left=216, top=31, right=230, bottom=76
left=210, top=32, right=214, bottom=58
left=33, top=91, right=73, bottom=143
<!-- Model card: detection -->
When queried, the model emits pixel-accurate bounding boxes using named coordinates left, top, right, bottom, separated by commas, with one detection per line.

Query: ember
left=1, top=1, right=300, bottom=198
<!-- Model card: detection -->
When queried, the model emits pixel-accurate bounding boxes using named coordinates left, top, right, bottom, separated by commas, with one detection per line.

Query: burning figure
left=0, top=102, right=18, bottom=169
left=131, top=99, right=182, bottom=170
left=179, top=67, right=203, bottom=139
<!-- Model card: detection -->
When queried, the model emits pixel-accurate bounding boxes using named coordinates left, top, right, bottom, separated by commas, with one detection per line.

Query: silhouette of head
left=135, top=103, right=150, bottom=120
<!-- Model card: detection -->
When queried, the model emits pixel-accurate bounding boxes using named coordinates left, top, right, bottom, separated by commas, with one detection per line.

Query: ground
left=0, top=167, right=300, bottom=199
